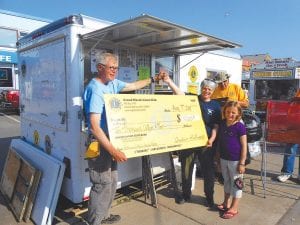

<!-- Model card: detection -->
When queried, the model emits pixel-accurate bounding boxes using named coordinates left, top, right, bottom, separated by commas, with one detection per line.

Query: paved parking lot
left=53, top=153, right=300, bottom=225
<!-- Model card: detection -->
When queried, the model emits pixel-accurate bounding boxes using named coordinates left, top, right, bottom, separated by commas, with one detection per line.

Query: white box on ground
left=173, top=157, right=196, bottom=191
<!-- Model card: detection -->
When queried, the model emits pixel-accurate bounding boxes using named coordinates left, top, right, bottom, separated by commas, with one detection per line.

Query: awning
left=81, top=14, right=241, bottom=56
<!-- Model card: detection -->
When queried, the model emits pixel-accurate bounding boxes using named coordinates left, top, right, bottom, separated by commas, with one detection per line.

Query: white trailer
left=178, top=50, right=242, bottom=94
left=15, top=14, right=240, bottom=204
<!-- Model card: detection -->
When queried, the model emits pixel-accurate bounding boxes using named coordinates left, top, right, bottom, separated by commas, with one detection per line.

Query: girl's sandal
left=221, top=211, right=238, bottom=219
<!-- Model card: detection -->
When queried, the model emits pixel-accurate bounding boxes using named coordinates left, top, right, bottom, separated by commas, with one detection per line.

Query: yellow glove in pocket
left=85, top=141, right=100, bottom=159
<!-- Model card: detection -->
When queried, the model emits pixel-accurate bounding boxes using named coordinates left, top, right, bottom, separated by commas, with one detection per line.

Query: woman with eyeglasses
left=175, top=79, right=221, bottom=209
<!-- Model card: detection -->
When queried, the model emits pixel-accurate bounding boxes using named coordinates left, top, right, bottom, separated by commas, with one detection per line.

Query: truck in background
left=250, top=58, right=300, bottom=121
left=0, top=89, right=19, bottom=112
left=241, top=54, right=272, bottom=111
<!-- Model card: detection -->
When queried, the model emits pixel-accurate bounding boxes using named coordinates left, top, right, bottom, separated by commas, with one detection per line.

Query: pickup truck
left=0, top=89, right=20, bottom=113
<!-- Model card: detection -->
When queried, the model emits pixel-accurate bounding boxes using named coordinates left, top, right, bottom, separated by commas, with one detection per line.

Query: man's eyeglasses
left=99, top=63, right=119, bottom=71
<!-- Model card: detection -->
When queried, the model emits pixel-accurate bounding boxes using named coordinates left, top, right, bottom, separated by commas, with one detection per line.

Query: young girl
left=217, top=101, right=247, bottom=219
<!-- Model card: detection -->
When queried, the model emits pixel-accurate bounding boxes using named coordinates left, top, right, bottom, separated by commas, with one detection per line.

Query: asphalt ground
left=52, top=153, right=300, bottom=225
left=2, top=154, right=298, bottom=225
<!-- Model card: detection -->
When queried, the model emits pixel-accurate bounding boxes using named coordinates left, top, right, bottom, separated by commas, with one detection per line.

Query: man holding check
left=83, top=52, right=180, bottom=225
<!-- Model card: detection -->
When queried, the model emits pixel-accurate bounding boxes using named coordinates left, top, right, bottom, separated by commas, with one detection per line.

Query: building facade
left=0, top=9, right=51, bottom=91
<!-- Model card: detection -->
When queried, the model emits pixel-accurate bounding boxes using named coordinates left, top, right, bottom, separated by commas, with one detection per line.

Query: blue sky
left=1, top=0, right=300, bottom=60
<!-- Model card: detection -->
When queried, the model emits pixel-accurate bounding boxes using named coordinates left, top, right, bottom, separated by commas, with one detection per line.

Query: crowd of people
left=83, top=52, right=298, bottom=224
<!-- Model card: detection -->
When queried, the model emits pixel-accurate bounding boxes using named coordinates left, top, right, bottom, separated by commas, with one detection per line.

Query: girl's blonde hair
left=222, top=101, right=242, bottom=122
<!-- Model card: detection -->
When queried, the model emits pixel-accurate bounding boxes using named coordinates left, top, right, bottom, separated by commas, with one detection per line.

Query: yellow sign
left=104, top=94, right=208, bottom=158
left=188, top=66, right=198, bottom=83
left=252, top=70, right=293, bottom=78
left=33, top=130, right=39, bottom=145
left=191, top=37, right=199, bottom=44
left=187, top=83, right=199, bottom=95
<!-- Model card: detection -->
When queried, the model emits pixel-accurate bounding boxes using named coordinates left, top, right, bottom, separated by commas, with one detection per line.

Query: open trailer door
left=80, top=14, right=241, bottom=58
left=80, top=14, right=242, bottom=97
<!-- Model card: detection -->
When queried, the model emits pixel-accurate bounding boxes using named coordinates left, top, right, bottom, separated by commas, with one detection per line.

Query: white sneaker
left=277, top=174, right=291, bottom=182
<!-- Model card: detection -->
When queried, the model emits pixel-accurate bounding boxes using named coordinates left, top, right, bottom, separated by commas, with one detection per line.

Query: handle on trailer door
left=58, top=111, right=67, bottom=124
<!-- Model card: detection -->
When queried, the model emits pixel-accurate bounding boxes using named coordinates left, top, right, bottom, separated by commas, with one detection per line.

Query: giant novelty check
left=104, top=94, right=208, bottom=158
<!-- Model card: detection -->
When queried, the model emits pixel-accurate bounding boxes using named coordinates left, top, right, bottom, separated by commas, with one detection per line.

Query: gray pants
left=220, top=159, right=243, bottom=198
left=87, top=150, right=118, bottom=225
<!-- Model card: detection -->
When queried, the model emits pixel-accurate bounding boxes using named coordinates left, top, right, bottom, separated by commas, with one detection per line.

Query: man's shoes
left=101, top=214, right=121, bottom=224
left=277, top=174, right=291, bottom=183
left=196, top=167, right=203, bottom=178
left=175, top=195, right=190, bottom=204
left=183, top=194, right=191, bottom=202
left=206, top=197, right=215, bottom=208
left=175, top=196, right=185, bottom=204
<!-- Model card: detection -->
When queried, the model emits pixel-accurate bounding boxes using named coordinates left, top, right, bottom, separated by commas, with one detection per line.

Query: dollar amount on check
left=104, top=94, right=208, bottom=158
